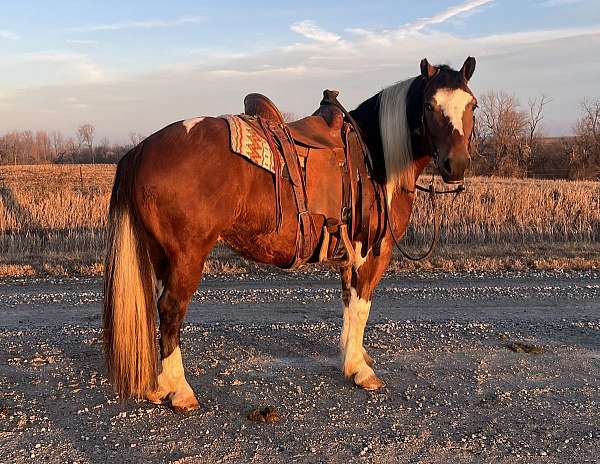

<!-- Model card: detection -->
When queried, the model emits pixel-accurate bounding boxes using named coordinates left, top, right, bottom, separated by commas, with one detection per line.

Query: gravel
left=0, top=270, right=598, bottom=463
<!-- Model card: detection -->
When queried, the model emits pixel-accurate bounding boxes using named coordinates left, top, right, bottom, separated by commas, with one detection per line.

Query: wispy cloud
left=66, top=39, right=100, bottom=46
left=290, top=20, right=342, bottom=43
left=74, top=15, right=204, bottom=32
left=541, top=0, right=585, bottom=6
left=403, top=0, right=494, bottom=33
left=2, top=1, right=597, bottom=139
left=298, top=0, right=494, bottom=47
left=0, top=30, right=20, bottom=40
left=478, top=26, right=600, bottom=45
left=21, top=51, right=105, bottom=83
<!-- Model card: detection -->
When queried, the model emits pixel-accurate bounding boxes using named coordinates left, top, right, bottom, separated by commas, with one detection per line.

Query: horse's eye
left=473, top=103, right=478, bottom=111
left=425, top=103, right=434, bottom=112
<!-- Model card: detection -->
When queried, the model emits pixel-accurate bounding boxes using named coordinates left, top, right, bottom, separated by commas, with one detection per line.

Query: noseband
left=390, top=73, right=475, bottom=261
left=419, top=72, right=475, bottom=186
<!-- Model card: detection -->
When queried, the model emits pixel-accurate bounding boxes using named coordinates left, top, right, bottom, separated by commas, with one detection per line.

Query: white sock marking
left=342, top=288, right=373, bottom=377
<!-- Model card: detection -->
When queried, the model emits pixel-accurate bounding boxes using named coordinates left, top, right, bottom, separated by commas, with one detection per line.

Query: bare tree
left=527, top=95, right=552, bottom=148
left=128, top=132, right=145, bottom=147
left=475, top=91, right=528, bottom=176
left=473, top=91, right=553, bottom=177
left=98, top=136, right=111, bottom=160
left=570, top=98, right=600, bottom=179
left=77, top=124, right=95, bottom=163
left=282, top=112, right=297, bottom=123
left=51, top=131, right=65, bottom=160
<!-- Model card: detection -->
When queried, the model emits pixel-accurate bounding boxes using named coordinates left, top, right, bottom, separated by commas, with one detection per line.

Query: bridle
left=388, top=73, right=475, bottom=261
left=325, top=82, right=473, bottom=263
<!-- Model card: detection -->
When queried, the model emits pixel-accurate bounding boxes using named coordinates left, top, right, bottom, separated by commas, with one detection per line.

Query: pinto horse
left=103, top=57, right=478, bottom=411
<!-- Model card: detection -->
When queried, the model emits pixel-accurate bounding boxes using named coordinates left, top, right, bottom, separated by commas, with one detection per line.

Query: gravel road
left=0, top=270, right=598, bottom=463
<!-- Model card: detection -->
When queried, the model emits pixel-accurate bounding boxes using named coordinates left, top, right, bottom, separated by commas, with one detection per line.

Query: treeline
left=0, top=125, right=144, bottom=165
left=471, top=94, right=599, bottom=179
left=1, top=95, right=599, bottom=180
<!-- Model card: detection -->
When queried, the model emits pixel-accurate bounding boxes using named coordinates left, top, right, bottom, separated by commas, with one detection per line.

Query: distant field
left=0, top=164, right=598, bottom=276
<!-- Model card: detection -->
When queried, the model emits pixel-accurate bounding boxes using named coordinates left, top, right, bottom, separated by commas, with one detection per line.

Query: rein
left=389, top=178, right=465, bottom=262
left=326, top=90, right=468, bottom=263
left=387, top=72, right=471, bottom=262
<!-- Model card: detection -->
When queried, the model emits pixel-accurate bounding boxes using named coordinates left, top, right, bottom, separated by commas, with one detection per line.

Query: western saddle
left=242, top=90, right=383, bottom=268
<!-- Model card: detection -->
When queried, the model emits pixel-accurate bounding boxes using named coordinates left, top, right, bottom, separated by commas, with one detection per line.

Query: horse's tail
left=103, top=148, right=157, bottom=400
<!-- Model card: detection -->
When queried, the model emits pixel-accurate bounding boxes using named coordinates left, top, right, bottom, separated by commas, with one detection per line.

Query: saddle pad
left=222, top=115, right=282, bottom=174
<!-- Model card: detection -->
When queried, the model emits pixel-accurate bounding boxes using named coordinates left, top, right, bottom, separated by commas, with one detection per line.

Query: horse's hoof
left=173, top=403, right=199, bottom=413
left=171, top=393, right=199, bottom=413
left=363, top=349, right=375, bottom=367
left=355, top=372, right=385, bottom=391
left=145, top=390, right=167, bottom=405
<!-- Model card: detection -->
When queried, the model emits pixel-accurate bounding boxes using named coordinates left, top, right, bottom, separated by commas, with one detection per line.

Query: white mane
left=379, top=77, right=416, bottom=202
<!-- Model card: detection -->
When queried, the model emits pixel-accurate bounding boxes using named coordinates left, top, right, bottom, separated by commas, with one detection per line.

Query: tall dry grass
left=0, top=165, right=112, bottom=273
left=0, top=165, right=598, bottom=275
left=408, top=176, right=600, bottom=245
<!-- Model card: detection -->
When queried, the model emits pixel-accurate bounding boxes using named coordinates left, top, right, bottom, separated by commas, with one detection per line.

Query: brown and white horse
left=103, top=57, right=478, bottom=411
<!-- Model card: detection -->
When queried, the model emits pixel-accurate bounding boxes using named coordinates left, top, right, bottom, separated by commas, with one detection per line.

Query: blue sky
left=1, top=0, right=599, bottom=140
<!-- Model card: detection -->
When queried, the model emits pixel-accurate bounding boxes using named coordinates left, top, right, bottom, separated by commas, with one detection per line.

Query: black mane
left=350, top=93, right=386, bottom=183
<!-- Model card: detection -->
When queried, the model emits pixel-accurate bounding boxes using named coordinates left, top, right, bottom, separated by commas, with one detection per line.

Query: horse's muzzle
left=439, top=151, right=470, bottom=184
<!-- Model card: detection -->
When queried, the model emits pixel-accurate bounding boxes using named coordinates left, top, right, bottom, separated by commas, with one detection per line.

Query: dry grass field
left=0, top=164, right=598, bottom=276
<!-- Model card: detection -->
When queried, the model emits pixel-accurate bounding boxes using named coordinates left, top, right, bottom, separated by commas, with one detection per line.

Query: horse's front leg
left=340, top=241, right=391, bottom=391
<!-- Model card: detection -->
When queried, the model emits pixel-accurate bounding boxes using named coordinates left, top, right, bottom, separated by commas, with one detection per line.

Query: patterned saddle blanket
left=222, top=114, right=283, bottom=174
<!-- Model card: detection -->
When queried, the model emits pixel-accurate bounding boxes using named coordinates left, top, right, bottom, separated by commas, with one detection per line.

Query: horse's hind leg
left=146, top=248, right=211, bottom=412
left=340, top=246, right=391, bottom=391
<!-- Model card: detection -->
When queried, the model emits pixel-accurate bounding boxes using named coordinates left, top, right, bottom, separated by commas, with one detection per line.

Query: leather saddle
left=242, top=90, right=375, bottom=268
left=244, top=92, right=345, bottom=150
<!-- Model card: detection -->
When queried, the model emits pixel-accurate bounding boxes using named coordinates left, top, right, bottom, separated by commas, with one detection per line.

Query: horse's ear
left=460, top=56, right=476, bottom=82
left=420, top=58, right=437, bottom=80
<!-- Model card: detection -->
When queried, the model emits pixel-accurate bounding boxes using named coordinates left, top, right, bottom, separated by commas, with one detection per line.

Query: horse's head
left=420, top=57, right=477, bottom=184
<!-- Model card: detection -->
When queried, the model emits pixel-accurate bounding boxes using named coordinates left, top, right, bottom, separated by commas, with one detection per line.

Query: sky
left=1, top=0, right=599, bottom=141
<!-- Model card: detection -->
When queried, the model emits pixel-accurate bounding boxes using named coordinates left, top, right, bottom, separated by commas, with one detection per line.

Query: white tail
left=103, top=157, right=157, bottom=400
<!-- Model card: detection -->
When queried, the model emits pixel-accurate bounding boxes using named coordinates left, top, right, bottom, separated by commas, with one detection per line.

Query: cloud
left=74, top=15, right=204, bottom=32
left=66, top=39, right=100, bottom=46
left=0, top=30, right=20, bottom=40
left=541, top=0, right=585, bottom=6
left=478, top=26, right=600, bottom=46
left=2, top=3, right=598, bottom=139
left=403, top=0, right=494, bottom=33
left=20, top=51, right=105, bottom=83
left=290, top=20, right=342, bottom=43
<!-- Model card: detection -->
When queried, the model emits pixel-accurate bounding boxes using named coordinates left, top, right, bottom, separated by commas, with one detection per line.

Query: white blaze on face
left=183, top=117, right=205, bottom=134
left=433, top=88, right=473, bottom=136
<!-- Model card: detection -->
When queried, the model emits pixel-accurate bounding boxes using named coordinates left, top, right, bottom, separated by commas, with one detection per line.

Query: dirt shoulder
left=0, top=271, right=598, bottom=463
left=1, top=242, right=599, bottom=278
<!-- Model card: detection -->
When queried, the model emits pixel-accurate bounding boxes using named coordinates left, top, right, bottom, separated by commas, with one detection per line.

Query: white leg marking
left=151, top=347, right=197, bottom=409
left=183, top=117, right=205, bottom=134
left=161, top=346, right=186, bottom=385
left=433, top=88, right=473, bottom=135
left=342, top=288, right=377, bottom=385
left=353, top=242, right=369, bottom=270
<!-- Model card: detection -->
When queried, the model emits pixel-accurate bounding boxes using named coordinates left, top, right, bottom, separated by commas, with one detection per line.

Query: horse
left=103, top=57, right=478, bottom=411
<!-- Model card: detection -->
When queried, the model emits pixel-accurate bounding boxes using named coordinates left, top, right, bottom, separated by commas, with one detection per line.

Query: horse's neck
left=350, top=84, right=434, bottom=187
left=388, top=155, right=431, bottom=213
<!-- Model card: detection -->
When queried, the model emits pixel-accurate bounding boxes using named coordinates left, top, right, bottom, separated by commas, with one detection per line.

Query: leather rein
left=388, top=73, right=472, bottom=261
left=329, top=76, right=471, bottom=262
